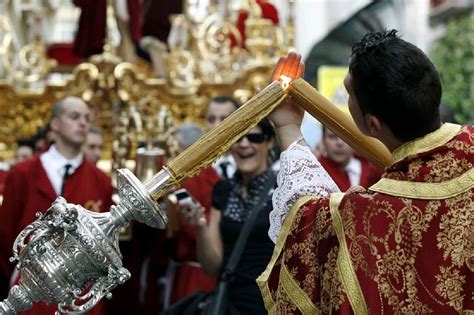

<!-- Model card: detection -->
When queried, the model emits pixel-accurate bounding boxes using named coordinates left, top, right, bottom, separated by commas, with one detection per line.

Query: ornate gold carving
left=0, top=0, right=293, bottom=172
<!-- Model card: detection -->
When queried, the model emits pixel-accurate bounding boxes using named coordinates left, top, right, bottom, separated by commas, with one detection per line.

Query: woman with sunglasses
left=179, top=118, right=277, bottom=314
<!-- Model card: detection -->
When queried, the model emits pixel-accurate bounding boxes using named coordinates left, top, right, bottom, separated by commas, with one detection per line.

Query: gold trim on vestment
left=330, top=193, right=368, bottom=315
left=369, top=167, right=474, bottom=200
left=257, top=195, right=315, bottom=314
left=281, top=263, right=320, bottom=314
left=392, top=123, right=461, bottom=164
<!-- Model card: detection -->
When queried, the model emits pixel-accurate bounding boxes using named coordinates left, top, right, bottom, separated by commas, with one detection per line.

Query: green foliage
left=430, top=12, right=474, bottom=124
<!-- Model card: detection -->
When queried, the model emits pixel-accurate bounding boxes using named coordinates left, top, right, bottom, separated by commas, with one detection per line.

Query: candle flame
left=279, top=75, right=292, bottom=90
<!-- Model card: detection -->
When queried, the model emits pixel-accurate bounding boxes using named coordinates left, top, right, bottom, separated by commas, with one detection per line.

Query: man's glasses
left=237, top=133, right=267, bottom=144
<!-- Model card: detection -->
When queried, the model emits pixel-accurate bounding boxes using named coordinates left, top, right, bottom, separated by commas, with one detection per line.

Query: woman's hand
left=178, top=200, right=207, bottom=226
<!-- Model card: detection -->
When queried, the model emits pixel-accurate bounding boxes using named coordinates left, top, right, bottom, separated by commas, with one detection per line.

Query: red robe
left=318, top=155, right=382, bottom=191
left=168, top=167, right=220, bottom=303
left=258, top=124, right=474, bottom=314
left=0, top=155, right=114, bottom=315
left=234, top=0, right=279, bottom=48
left=73, top=0, right=141, bottom=58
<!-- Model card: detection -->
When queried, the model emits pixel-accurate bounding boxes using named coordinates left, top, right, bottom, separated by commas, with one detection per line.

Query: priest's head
left=346, top=30, right=442, bottom=150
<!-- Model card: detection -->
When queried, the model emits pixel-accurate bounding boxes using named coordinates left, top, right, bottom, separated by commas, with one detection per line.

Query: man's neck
left=55, top=142, right=82, bottom=160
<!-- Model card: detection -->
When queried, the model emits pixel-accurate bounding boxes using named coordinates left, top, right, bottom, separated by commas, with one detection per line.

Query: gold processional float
left=0, top=1, right=391, bottom=314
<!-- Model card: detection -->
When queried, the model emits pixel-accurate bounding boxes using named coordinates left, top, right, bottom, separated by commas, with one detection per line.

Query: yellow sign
left=318, top=66, right=349, bottom=113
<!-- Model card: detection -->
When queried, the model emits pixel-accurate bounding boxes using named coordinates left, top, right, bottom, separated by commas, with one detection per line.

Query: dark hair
left=257, top=118, right=275, bottom=140
left=17, top=138, right=35, bottom=151
left=349, top=29, right=442, bottom=142
left=209, top=96, right=240, bottom=110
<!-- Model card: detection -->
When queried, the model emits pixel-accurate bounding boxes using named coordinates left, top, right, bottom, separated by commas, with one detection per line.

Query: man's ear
left=50, top=117, right=59, bottom=132
left=364, top=114, right=382, bottom=137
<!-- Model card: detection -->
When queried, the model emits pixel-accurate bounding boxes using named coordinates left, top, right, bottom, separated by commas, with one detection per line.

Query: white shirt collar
left=40, top=145, right=84, bottom=195
left=345, top=157, right=362, bottom=187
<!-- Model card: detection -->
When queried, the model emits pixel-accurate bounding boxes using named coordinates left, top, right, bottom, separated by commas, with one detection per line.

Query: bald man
left=0, top=97, right=114, bottom=315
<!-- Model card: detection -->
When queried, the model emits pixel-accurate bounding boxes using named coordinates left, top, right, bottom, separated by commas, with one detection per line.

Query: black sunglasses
left=237, top=133, right=267, bottom=144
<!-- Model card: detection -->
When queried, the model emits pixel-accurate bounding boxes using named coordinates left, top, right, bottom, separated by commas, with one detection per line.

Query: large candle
left=286, top=77, right=392, bottom=170
left=145, top=81, right=288, bottom=200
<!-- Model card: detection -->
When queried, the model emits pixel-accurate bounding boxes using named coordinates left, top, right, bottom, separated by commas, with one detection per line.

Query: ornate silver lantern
left=0, top=169, right=167, bottom=315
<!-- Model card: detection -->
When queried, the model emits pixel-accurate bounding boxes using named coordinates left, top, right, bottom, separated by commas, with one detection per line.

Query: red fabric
left=0, top=155, right=114, bottom=315
left=262, top=125, right=474, bottom=314
left=72, top=0, right=141, bottom=58
left=72, top=0, right=107, bottom=58
left=0, top=169, right=7, bottom=196
left=234, top=0, right=279, bottom=48
left=47, top=43, right=82, bottom=65
left=141, top=0, right=183, bottom=43
left=318, top=155, right=382, bottom=191
left=169, top=167, right=220, bottom=303
left=127, top=0, right=141, bottom=42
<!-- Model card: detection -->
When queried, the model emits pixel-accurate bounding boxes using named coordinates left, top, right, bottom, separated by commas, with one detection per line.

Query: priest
left=257, top=31, right=473, bottom=314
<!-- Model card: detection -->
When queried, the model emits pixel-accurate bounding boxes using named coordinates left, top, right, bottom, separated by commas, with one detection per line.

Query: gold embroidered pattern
left=321, top=247, right=346, bottom=312
left=257, top=196, right=314, bottom=313
left=425, top=151, right=473, bottom=182
left=392, top=123, right=461, bottom=164
left=437, top=191, right=474, bottom=271
left=369, top=167, right=474, bottom=200
left=340, top=197, right=442, bottom=313
left=435, top=265, right=466, bottom=312
left=281, top=263, right=320, bottom=314
left=330, top=193, right=368, bottom=315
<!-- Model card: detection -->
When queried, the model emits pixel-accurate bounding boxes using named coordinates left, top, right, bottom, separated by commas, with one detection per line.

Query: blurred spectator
left=0, top=97, right=114, bottom=315
left=172, top=124, right=203, bottom=152
left=205, top=96, right=239, bottom=179
left=83, top=126, right=104, bottom=164
left=317, top=126, right=381, bottom=191
left=162, top=97, right=239, bottom=308
left=14, top=139, right=35, bottom=165
left=32, top=123, right=55, bottom=153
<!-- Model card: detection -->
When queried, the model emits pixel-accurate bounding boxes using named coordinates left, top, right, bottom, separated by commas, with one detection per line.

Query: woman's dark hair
left=349, top=30, right=442, bottom=142
left=257, top=118, right=275, bottom=141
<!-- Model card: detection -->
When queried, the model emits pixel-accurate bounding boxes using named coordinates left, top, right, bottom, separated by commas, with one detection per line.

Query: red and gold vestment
left=258, top=123, right=473, bottom=314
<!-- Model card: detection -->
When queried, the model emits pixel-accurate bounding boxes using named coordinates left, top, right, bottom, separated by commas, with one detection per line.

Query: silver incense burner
left=0, top=169, right=168, bottom=314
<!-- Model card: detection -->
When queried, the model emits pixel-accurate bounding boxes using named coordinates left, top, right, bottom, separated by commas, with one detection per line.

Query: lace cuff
left=268, top=141, right=340, bottom=243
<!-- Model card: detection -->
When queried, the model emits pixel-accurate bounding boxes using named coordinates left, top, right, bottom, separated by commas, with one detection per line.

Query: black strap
left=221, top=172, right=276, bottom=280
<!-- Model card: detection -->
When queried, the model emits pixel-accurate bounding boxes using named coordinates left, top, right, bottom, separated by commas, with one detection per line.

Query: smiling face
left=231, top=126, right=273, bottom=180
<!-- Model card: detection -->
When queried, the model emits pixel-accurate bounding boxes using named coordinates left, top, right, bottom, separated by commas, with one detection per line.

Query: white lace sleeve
left=268, top=141, right=340, bottom=243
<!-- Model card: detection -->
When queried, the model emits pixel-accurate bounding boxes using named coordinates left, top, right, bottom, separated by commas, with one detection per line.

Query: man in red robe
left=318, top=126, right=381, bottom=191
left=257, top=31, right=473, bottom=314
left=0, top=97, right=114, bottom=315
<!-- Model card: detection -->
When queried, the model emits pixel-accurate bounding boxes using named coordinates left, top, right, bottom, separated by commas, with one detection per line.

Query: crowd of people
left=0, top=29, right=471, bottom=315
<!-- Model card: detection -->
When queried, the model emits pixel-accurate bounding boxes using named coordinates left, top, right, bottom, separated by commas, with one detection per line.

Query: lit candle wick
left=279, top=75, right=292, bottom=90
